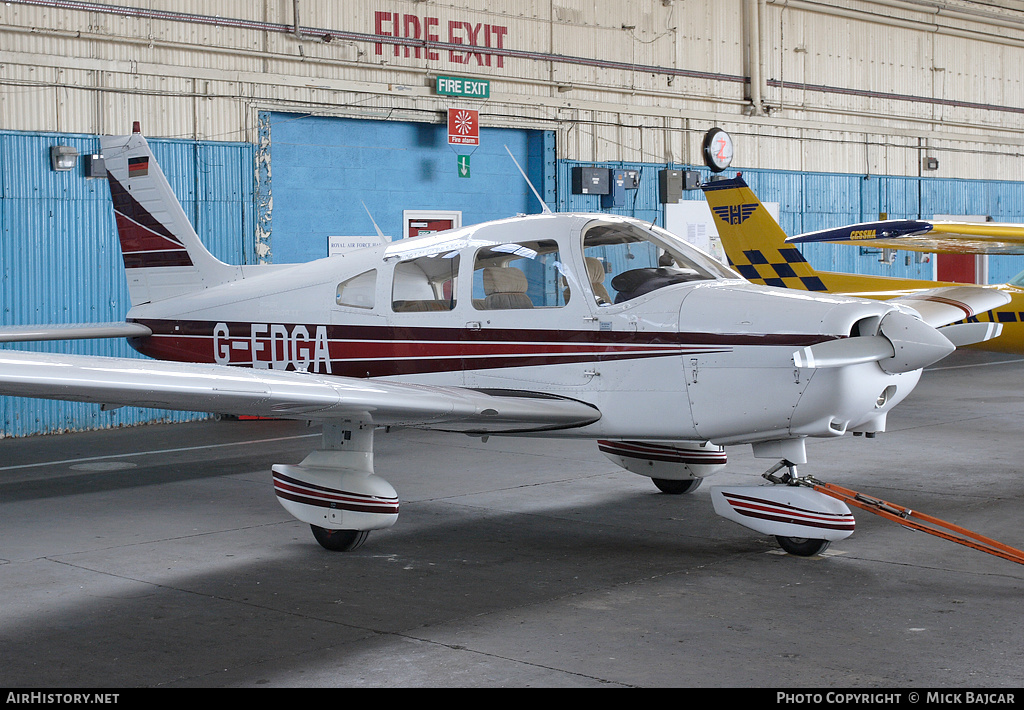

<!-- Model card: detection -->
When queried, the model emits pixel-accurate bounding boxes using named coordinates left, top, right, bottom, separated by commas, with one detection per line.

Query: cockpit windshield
left=581, top=220, right=738, bottom=305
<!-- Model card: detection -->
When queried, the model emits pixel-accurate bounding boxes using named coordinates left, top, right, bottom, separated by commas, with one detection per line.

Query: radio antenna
left=361, top=201, right=386, bottom=240
left=505, top=145, right=552, bottom=214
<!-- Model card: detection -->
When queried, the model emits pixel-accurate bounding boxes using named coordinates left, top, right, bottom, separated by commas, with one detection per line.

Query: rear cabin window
left=471, top=240, right=567, bottom=310
left=391, top=254, right=460, bottom=312
left=336, top=269, right=376, bottom=309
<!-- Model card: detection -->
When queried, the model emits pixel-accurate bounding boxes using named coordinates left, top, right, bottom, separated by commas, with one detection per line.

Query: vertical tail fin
left=701, top=176, right=827, bottom=292
left=100, top=124, right=237, bottom=306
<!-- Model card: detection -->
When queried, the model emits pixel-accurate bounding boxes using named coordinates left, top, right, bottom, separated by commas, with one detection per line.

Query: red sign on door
left=407, top=218, right=455, bottom=237
left=447, top=108, right=479, bottom=146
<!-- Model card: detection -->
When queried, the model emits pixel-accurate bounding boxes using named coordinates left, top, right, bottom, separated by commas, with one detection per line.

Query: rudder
left=701, top=176, right=827, bottom=292
left=100, top=123, right=237, bottom=306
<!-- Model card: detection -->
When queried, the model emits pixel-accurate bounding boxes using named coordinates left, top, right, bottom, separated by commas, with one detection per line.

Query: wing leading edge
left=787, top=220, right=1024, bottom=255
left=0, top=322, right=153, bottom=343
left=0, top=350, right=601, bottom=434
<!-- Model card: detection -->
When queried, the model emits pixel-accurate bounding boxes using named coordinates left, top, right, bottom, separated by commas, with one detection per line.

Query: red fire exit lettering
left=374, top=12, right=507, bottom=67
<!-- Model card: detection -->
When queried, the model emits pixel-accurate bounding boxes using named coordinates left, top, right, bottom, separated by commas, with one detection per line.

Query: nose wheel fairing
left=711, top=460, right=855, bottom=555
left=711, top=484, right=856, bottom=545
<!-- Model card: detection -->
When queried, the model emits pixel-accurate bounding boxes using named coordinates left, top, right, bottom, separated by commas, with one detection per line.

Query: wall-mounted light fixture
left=50, top=145, right=78, bottom=171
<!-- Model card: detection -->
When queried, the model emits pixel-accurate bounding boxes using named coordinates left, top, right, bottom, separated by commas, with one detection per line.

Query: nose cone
left=877, top=310, right=955, bottom=373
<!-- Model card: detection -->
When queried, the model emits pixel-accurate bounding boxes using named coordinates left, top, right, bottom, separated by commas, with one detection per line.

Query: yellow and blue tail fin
left=701, top=176, right=828, bottom=292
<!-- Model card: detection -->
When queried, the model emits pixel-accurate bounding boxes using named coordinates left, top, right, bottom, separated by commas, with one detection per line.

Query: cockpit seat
left=482, top=267, right=534, bottom=309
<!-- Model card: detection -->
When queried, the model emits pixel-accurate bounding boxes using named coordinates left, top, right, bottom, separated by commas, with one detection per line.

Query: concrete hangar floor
left=1, top=350, right=1022, bottom=689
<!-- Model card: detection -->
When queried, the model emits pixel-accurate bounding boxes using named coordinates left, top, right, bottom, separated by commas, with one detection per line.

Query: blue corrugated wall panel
left=560, top=159, right=1024, bottom=285
left=0, top=130, right=256, bottom=437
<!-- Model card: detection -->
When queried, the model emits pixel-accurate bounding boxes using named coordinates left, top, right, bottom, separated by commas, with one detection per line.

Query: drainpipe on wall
left=292, top=0, right=316, bottom=44
left=293, top=0, right=303, bottom=39
left=745, top=0, right=767, bottom=116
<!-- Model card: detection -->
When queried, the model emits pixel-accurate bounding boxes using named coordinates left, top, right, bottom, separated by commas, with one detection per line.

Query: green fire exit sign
left=436, top=76, right=490, bottom=99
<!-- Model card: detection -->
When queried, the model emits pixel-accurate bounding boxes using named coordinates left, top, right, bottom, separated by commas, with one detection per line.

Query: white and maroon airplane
left=0, top=125, right=1008, bottom=555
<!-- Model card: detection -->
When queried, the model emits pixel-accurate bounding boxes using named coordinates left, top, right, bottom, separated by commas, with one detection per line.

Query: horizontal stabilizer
left=892, top=285, right=1011, bottom=328
left=0, top=322, right=152, bottom=343
left=0, top=350, right=600, bottom=434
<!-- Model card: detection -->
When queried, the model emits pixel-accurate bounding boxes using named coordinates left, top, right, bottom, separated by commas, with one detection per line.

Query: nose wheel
left=762, top=460, right=835, bottom=557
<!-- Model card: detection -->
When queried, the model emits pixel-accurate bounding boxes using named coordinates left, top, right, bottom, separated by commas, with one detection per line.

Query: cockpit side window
left=391, top=254, right=460, bottom=312
left=472, top=240, right=568, bottom=310
left=582, top=222, right=727, bottom=304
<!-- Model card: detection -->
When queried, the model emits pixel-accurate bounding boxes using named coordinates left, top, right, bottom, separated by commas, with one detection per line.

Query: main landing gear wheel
left=652, top=478, right=703, bottom=494
left=310, top=525, right=369, bottom=551
left=775, top=536, right=830, bottom=557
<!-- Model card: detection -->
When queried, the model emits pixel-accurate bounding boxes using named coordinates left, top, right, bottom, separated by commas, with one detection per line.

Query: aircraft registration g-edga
left=0, top=126, right=1010, bottom=556
left=702, top=174, right=1024, bottom=355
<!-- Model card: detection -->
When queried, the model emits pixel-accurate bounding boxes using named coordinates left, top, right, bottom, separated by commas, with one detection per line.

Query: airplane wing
left=0, top=350, right=600, bottom=434
left=0, top=322, right=153, bottom=342
left=888, top=285, right=1011, bottom=328
left=787, top=219, right=1024, bottom=255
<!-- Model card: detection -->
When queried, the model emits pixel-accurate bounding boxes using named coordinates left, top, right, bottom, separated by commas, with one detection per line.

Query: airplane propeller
left=792, top=335, right=894, bottom=370
left=793, top=311, right=955, bottom=374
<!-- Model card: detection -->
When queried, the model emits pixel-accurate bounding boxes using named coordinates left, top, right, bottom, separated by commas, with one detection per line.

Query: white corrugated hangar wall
left=1, top=0, right=1023, bottom=435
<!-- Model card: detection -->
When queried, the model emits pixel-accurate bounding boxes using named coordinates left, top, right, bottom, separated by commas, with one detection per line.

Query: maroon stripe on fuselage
left=127, top=318, right=836, bottom=378
left=131, top=319, right=835, bottom=348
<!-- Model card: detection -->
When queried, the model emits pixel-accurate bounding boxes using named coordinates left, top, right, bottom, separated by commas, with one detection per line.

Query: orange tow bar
left=804, top=478, right=1024, bottom=566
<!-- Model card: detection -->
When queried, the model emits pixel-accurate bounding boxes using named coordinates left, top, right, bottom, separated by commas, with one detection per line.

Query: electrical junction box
left=659, top=169, right=702, bottom=203
left=83, top=154, right=106, bottom=178
left=572, top=167, right=611, bottom=195
left=601, top=169, right=639, bottom=208
left=659, top=169, right=682, bottom=203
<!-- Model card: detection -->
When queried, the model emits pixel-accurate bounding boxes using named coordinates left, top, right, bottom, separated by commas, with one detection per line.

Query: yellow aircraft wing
left=787, top=219, right=1024, bottom=255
